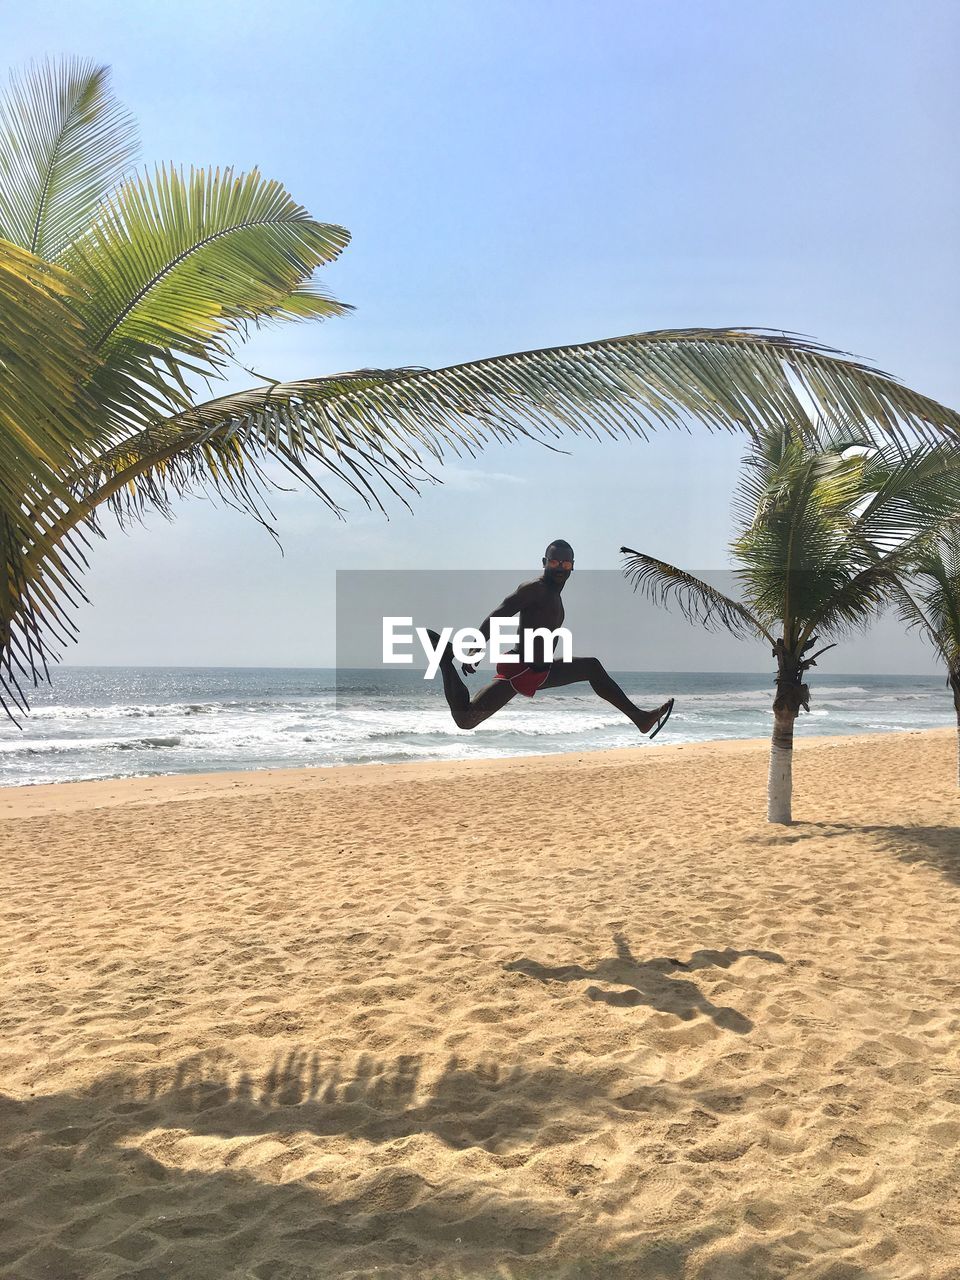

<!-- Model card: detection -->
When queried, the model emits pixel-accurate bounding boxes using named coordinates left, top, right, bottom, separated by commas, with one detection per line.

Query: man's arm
left=462, top=582, right=538, bottom=673
left=477, top=583, right=535, bottom=640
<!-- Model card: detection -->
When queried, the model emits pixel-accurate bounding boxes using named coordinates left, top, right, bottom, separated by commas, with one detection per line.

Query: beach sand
left=1, top=728, right=958, bottom=1279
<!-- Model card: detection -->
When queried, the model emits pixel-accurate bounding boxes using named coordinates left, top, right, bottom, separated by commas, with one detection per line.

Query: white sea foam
left=0, top=668, right=950, bottom=787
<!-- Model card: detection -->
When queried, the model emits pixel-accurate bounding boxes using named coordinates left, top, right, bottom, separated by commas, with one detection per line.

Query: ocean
left=0, top=666, right=953, bottom=788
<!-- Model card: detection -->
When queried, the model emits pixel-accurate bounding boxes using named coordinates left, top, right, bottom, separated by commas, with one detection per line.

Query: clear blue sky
left=6, top=0, right=959, bottom=669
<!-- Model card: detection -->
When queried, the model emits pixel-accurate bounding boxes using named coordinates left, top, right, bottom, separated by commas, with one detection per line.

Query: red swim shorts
left=495, top=661, right=551, bottom=698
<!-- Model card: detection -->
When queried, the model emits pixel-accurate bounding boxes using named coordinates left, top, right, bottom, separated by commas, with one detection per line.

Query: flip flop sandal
left=648, top=697, right=675, bottom=740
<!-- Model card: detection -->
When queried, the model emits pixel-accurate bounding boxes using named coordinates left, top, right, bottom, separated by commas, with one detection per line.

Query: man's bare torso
left=508, top=577, right=565, bottom=665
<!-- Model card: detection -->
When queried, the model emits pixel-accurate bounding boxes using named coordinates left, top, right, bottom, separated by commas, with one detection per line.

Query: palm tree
left=620, top=423, right=960, bottom=823
left=4, top=58, right=960, bottom=722
left=890, top=531, right=960, bottom=785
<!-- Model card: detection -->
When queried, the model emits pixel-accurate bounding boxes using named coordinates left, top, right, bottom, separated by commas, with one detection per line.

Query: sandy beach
left=1, top=728, right=958, bottom=1279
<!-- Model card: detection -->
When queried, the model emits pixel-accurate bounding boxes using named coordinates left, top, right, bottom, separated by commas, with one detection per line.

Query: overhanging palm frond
left=194, top=329, right=960, bottom=449
left=28, top=329, right=960, bottom=597
left=47, top=329, right=960, bottom=528
left=619, top=545, right=773, bottom=644
left=0, top=58, right=138, bottom=260
left=70, top=373, right=437, bottom=532
left=28, top=371, right=440, bottom=557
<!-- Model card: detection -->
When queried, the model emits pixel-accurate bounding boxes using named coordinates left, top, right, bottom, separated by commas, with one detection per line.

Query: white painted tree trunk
left=768, top=709, right=796, bottom=824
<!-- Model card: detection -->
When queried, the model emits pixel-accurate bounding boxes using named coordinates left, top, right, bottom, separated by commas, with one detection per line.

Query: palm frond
left=164, top=329, right=960, bottom=453
left=1, top=508, right=96, bottom=722
left=63, top=329, right=960, bottom=511
left=46, top=327, right=960, bottom=540
left=799, top=523, right=954, bottom=644
left=849, top=442, right=960, bottom=554
left=892, top=529, right=960, bottom=663
left=0, top=237, right=98, bottom=477
left=0, top=58, right=138, bottom=259
left=619, top=545, right=773, bottom=644
left=0, top=238, right=102, bottom=721
left=732, top=441, right=866, bottom=637
left=58, top=165, right=352, bottom=429
left=795, top=562, right=896, bottom=643
left=28, top=370, right=439, bottom=546
left=889, top=576, right=954, bottom=666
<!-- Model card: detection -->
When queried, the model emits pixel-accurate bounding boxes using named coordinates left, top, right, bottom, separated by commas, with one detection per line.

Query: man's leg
left=543, top=657, right=672, bottom=734
left=427, top=631, right=518, bottom=729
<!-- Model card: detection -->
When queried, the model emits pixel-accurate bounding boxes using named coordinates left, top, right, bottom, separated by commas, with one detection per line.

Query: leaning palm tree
left=621, top=423, right=960, bottom=822
left=890, top=531, right=960, bottom=785
left=5, top=58, right=960, bottom=722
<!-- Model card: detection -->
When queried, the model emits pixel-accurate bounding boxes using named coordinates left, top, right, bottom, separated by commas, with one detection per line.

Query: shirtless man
left=427, top=539, right=674, bottom=735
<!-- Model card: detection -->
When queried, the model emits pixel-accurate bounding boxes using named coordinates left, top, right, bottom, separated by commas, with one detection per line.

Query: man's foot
left=425, top=629, right=455, bottom=670
left=643, top=698, right=675, bottom=738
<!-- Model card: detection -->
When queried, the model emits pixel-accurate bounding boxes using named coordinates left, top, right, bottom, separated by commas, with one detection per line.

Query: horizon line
left=54, top=664, right=943, bottom=678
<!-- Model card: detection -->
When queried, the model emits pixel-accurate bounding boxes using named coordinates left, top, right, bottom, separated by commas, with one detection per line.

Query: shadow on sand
left=1, top=1043, right=760, bottom=1278
left=749, top=821, right=960, bottom=886
left=505, top=933, right=784, bottom=1032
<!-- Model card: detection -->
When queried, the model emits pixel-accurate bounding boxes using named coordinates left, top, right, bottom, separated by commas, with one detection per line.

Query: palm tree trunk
left=768, top=708, right=797, bottom=823
left=767, top=640, right=811, bottom=825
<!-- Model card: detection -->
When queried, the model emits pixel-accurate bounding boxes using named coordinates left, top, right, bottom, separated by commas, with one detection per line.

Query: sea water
left=0, top=667, right=952, bottom=787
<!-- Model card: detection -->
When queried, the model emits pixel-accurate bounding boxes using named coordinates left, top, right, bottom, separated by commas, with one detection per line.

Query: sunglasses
left=546, top=559, right=574, bottom=570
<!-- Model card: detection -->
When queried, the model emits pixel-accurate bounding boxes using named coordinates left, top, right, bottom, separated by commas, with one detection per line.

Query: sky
left=5, top=0, right=959, bottom=671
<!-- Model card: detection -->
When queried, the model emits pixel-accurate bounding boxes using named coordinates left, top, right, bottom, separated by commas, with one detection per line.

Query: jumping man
left=427, top=540, right=674, bottom=735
